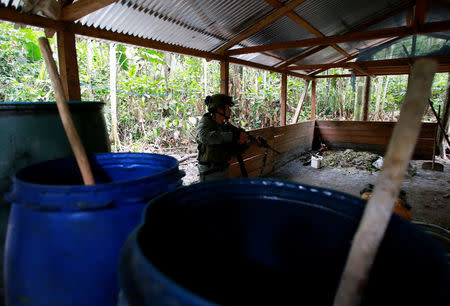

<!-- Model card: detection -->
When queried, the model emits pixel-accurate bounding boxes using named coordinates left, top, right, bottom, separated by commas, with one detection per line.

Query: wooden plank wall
left=229, top=121, right=315, bottom=177
left=314, top=120, right=437, bottom=160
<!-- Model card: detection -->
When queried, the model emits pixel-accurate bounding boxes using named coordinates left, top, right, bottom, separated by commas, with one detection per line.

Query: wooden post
left=280, top=73, right=287, bottom=126
left=362, top=76, right=371, bottom=121
left=334, top=59, right=438, bottom=306
left=311, top=79, right=316, bottom=120
left=220, top=60, right=229, bottom=95
left=57, top=30, right=81, bottom=101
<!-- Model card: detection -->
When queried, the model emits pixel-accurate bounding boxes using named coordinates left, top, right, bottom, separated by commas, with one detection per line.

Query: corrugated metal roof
left=427, top=5, right=450, bottom=23
left=295, top=46, right=342, bottom=65
left=78, top=0, right=274, bottom=52
left=294, top=0, right=412, bottom=36
left=1, top=0, right=448, bottom=75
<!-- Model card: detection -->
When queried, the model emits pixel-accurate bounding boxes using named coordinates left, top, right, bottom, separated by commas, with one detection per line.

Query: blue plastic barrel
left=120, top=179, right=450, bottom=306
left=4, top=153, right=184, bottom=306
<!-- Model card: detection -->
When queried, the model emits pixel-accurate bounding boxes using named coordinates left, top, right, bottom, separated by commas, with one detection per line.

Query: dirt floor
left=175, top=150, right=449, bottom=230
left=270, top=154, right=450, bottom=230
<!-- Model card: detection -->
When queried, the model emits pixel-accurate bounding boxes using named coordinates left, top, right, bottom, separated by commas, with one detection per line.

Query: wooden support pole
left=220, top=60, right=229, bottom=95
left=334, top=59, right=437, bottom=306
left=362, top=76, right=371, bottom=121
left=281, top=73, right=287, bottom=126
left=311, top=79, right=316, bottom=120
left=57, top=30, right=81, bottom=101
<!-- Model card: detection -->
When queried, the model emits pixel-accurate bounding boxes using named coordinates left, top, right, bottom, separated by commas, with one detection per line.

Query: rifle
left=223, top=122, right=280, bottom=177
left=244, top=131, right=281, bottom=155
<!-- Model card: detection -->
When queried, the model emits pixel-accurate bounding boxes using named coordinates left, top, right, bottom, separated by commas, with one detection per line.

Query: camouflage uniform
left=196, top=113, right=236, bottom=181
left=196, top=94, right=246, bottom=182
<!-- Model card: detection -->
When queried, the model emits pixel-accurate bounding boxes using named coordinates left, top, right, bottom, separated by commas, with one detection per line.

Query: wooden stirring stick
left=333, top=58, right=438, bottom=306
left=38, top=37, right=95, bottom=185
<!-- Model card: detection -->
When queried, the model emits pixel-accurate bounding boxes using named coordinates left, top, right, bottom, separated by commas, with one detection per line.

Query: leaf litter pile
left=321, top=149, right=381, bottom=172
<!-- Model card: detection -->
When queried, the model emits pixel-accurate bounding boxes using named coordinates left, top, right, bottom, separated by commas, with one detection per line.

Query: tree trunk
left=374, top=77, right=383, bottom=120
left=438, top=73, right=450, bottom=156
left=362, top=76, right=371, bottom=121
left=109, top=43, right=120, bottom=149
left=86, top=39, right=93, bottom=101
left=231, top=64, right=242, bottom=100
left=381, top=75, right=390, bottom=120
left=163, top=53, right=171, bottom=95
left=337, top=78, right=343, bottom=118
left=203, top=58, right=208, bottom=97
left=292, top=80, right=310, bottom=124
left=354, top=81, right=364, bottom=121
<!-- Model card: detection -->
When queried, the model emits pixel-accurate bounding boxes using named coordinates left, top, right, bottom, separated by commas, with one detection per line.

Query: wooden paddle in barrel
left=333, top=58, right=438, bottom=306
left=38, top=37, right=95, bottom=185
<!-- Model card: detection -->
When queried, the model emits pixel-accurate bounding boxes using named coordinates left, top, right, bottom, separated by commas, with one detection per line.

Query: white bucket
left=311, top=156, right=323, bottom=169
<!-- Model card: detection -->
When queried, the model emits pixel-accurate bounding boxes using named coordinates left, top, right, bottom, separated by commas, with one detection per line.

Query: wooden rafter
left=227, top=20, right=450, bottom=55
left=413, top=0, right=428, bottom=32
left=406, top=5, right=414, bottom=27
left=257, top=2, right=416, bottom=68
left=0, top=7, right=315, bottom=80
left=228, top=57, right=314, bottom=81
left=60, top=0, right=117, bottom=21
left=348, top=63, right=375, bottom=78
left=264, top=0, right=349, bottom=57
left=214, top=0, right=308, bottom=54
left=289, top=56, right=450, bottom=70
left=276, top=46, right=327, bottom=69
left=306, top=53, right=358, bottom=76
left=308, top=36, right=403, bottom=76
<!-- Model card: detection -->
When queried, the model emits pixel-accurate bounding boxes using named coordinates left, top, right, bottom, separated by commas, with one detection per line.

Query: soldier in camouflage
left=196, top=94, right=249, bottom=182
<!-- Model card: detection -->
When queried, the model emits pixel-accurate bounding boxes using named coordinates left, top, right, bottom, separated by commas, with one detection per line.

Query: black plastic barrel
left=5, top=153, right=184, bottom=306
left=0, top=101, right=110, bottom=303
left=120, top=179, right=450, bottom=306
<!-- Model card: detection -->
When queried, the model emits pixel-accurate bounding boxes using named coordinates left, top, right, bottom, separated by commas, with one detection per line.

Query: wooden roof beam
left=227, top=20, right=450, bottom=55
left=214, top=0, right=308, bottom=54
left=348, top=63, right=375, bottom=78
left=45, top=0, right=116, bottom=38
left=413, top=0, right=428, bottom=33
left=276, top=46, right=327, bottom=69
left=228, top=57, right=315, bottom=81
left=288, top=55, right=450, bottom=70
left=0, top=7, right=314, bottom=80
left=60, top=0, right=117, bottom=21
left=264, top=0, right=349, bottom=57
left=308, top=36, right=403, bottom=76
left=275, top=2, right=415, bottom=70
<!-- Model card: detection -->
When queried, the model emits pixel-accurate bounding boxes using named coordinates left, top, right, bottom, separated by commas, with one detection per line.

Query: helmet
left=205, top=94, right=234, bottom=113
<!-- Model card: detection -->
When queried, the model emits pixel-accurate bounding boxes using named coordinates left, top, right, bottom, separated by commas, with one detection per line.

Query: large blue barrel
left=5, top=153, right=184, bottom=306
left=0, top=101, right=110, bottom=304
left=120, top=179, right=450, bottom=306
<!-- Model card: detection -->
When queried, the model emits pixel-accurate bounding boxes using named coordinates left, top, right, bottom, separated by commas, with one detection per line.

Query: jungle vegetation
left=1, top=23, right=448, bottom=153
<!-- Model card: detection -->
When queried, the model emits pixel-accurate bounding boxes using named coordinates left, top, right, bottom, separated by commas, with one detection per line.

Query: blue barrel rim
left=12, top=152, right=180, bottom=188
left=120, top=178, right=447, bottom=306
left=7, top=153, right=184, bottom=210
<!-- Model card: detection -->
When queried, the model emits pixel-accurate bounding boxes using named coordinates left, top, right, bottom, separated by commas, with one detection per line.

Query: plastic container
left=311, top=155, right=323, bottom=168
left=120, top=178, right=450, bottom=306
left=0, top=101, right=110, bottom=303
left=4, top=153, right=184, bottom=306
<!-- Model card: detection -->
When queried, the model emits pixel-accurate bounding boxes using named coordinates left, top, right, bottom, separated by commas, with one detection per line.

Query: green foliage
left=1, top=23, right=449, bottom=153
